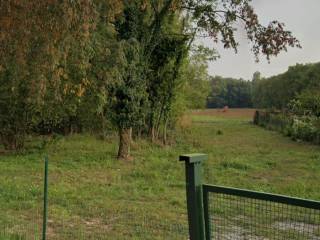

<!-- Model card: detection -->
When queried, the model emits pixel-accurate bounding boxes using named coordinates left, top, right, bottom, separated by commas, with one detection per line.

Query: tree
left=182, top=47, right=213, bottom=109
left=0, top=0, right=96, bottom=148
left=0, top=1, right=123, bottom=149
left=252, top=71, right=261, bottom=83
left=146, top=14, right=189, bottom=143
left=0, top=0, right=301, bottom=157
left=207, top=76, right=253, bottom=108
left=107, top=39, right=147, bottom=160
left=109, top=0, right=300, bottom=160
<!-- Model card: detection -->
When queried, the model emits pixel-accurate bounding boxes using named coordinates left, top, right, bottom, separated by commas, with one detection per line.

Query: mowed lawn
left=0, top=108, right=320, bottom=238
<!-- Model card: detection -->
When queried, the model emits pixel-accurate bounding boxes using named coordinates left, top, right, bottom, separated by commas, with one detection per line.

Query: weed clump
left=216, top=130, right=223, bottom=135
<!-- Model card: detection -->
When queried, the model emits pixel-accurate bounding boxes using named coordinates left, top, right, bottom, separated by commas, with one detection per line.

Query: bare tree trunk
left=101, top=113, right=108, bottom=140
left=151, top=126, right=156, bottom=143
left=163, top=118, right=168, bottom=145
left=1, top=133, right=24, bottom=151
left=136, top=126, right=142, bottom=139
left=117, top=127, right=132, bottom=160
left=156, top=104, right=164, bottom=135
left=148, top=109, right=156, bottom=142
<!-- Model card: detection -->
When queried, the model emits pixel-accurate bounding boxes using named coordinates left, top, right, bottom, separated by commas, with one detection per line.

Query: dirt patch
left=275, top=221, right=320, bottom=239
left=216, top=226, right=269, bottom=240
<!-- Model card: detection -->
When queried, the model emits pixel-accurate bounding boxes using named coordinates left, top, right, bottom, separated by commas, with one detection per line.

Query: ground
left=0, top=109, right=319, bottom=239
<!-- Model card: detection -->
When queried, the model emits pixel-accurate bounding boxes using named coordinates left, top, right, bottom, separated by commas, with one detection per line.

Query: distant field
left=192, top=108, right=256, bottom=119
left=1, top=108, right=320, bottom=238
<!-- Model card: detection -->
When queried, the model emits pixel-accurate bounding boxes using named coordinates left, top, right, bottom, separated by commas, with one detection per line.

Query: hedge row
left=253, top=110, right=320, bottom=145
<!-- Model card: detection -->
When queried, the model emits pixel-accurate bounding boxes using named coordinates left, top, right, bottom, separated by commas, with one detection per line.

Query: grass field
left=1, top=108, right=320, bottom=239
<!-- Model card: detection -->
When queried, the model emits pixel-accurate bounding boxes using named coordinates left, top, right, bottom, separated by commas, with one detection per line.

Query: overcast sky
left=198, top=0, right=320, bottom=80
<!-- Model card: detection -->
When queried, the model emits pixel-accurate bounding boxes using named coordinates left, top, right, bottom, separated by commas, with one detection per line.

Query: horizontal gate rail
left=180, top=153, right=320, bottom=240
left=179, top=154, right=320, bottom=240
left=203, top=184, right=320, bottom=240
left=203, top=184, right=320, bottom=210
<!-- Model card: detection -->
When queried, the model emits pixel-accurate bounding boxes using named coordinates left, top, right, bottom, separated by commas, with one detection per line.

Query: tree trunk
left=155, top=104, right=164, bottom=136
left=148, top=109, right=156, bottom=142
left=163, top=118, right=168, bottom=145
left=101, top=113, right=107, bottom=140
left=1, top=133, right=24, bottom=151
left=117, top=127, right=132, bottom=160
left=151, top=126, right=156, bottom=143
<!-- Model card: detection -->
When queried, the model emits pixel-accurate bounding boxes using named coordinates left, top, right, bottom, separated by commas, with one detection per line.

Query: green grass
left=0, top=111, right=320, bottom=238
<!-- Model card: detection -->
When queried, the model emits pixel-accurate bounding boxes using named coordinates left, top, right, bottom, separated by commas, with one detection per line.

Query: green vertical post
left=42, top=157, right=48, bottom=240
left=180, top=153, right=207, bottom=240
left=203, top=189, right=211, bottom=240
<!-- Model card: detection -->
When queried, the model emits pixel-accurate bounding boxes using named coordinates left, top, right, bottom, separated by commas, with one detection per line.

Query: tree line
left=253, top=62, right=320, bottom=145
left=206, top=62, right=320, bottom=111
left=0, top=0, right=299, bottom=160
left=207, top=76, right=253, bottom=108
left=252, top=62, right=320, bottom=110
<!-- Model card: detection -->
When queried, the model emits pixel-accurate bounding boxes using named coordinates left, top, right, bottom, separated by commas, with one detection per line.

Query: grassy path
left=192, top=110, right=320, bottom=200
left=0, top=109, right=319, bottom=238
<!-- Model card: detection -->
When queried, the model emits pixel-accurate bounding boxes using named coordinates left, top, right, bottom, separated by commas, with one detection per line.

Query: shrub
left=253, top=110, right=320, bottom=145
left=0, top=72, right=33, bottom=150
left=291, top=117, right=317, bottom=141
left=288, top=89, right=320, bottom=117
left=216, top=130, right=223, bottom=135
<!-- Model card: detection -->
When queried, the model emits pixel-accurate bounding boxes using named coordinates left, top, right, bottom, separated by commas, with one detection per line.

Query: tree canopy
left=253, top=62, right=320, bottom=109
left=207, top=76, right=252, bottom=108
left=0, top=0, right=301, bottom=159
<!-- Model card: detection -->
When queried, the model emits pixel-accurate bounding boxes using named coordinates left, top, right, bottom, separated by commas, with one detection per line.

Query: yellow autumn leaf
left=77, top=84, right=86, bottom=97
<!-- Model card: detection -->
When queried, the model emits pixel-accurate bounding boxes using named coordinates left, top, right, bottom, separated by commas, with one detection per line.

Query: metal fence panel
left=203, top=185, right=320, bottom=240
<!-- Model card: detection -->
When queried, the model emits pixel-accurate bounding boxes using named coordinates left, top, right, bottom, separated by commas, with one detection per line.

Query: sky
left=198, top=0, right=320, bottom=80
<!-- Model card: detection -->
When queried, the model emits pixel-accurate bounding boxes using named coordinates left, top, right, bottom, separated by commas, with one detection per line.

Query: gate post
left=180, top=154, right=207, bottom=240
left=42, top=156, right=49, bottom=240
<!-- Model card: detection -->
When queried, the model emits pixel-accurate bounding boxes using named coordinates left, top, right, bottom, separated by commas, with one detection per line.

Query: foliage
left=253, top=62, right=320, bottom=145
left=0, top=0, right=152, bottom=151
left=181, top=0, right=300, bottom=60
left=207, top=76, right=252, bottom=108
left=288, top=89, right=320, bottom=117
left=0, top=69, right=31, bottom=150
left=291, top=116, right=320, bottom=142
left=254, top=110, right=320, bottom=145
left=252, top=62, right=320, bottom=109
left=0, top=0, right=301, bottom=156
left=145, top=13, right=189, bottom=142
left=108, top=39, right=147, bottom=130
left=110, top=0, right=300, bottom=158
left=0, top=0, right=120, bottom=147
left=181, top=49, right=212, bottom=110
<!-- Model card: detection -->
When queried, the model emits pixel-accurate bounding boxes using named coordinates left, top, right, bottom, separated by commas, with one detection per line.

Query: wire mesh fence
left=6, top=153, right=320, bottom=240
left=0, top=205, right=189, bottom=239
left=0, top=158, right=189, bottom=239
left=45, top=211, right=188, bottom=240
left=3, top=157, right=186, bottom=239
left=0, top=183, right=189, bottom=240
left=205, top=186, right=320, bottom=240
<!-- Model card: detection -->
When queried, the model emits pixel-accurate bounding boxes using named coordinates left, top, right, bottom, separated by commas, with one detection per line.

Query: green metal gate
left=180, top=154, right=320, bottom=240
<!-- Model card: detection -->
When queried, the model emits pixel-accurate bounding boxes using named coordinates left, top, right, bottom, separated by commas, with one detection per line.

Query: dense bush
left=288, top=90, right=320, bottom=117
left=0, top=70, right=33, bottom=150
left=290, top=116, right=320, bottom=143
left=254, top=110, right=320, bottom=145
